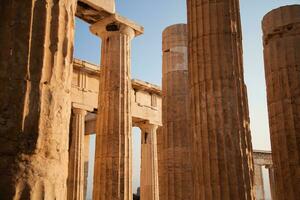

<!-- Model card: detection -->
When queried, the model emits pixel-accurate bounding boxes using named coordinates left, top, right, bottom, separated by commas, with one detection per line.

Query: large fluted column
left=90, top=14, right=143, bottom=200
left=139, top=122, right=159, bottom=200
left=254, top=165, right=265, bottom=200
left=161, top=24, right=193, bottom=200
left=186, top=0, right=255, bottom=199
left=68, top=108, right=87, bottom=200
left=262, top=5, right=300, bottom=200
left=0, top=1, right=76, bottom=199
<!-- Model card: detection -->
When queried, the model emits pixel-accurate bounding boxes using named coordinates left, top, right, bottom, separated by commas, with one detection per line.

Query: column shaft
left=68, top=108, right=87, bottom=200
left=161, top=24, right=193, bottom=200
left=156, top=127, right=164, bottom=200
left=267, top=167, right=276, bottom=200
left=140, top=123, right=159, bottom=200
left=92, top=24, right=134, bottom=200
left=187, top=0, right=254, bottom=199
left=262, top=5, right=300, bottom=200
left=254, top=165, right=265, bottom=200
left=84, top=134, right=91, bottom=199
left=0, top=1, right=76, bottom=199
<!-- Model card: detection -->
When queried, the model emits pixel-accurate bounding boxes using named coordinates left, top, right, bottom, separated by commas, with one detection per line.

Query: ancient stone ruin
left=0, top=0, right=299, bottom=200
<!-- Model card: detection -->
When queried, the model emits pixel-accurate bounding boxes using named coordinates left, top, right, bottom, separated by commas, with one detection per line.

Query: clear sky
left=74, top=0, right=300, bottom=199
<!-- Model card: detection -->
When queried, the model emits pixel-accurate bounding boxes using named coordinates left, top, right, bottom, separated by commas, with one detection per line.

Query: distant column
left=161, top=24, right=193, bottom=200
left=254, top=165, right=265, bottom=200
left=0, top=0, right=76, bottom=199
left=68, top=108, right=87, bottom=200
left=139, top=122, right=159, bottom=200
left=90, top=14, right=143, bottom=200
left=186, top=0, right=255, bottom=199
left=266, top=165, right=276, bottom=200
left=262, top=5, right=300, bottom=200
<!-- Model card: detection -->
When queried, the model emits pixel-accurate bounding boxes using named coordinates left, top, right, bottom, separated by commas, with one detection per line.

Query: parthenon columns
left=262, top=5, right=300, bottom=200
left=186, top=0, right=255, bottom=199
left=90, top=14, right=143, bottom=200
left=138, top=122, right=159, bottom=200
left=0, top=0, right=76, bottom=199
left=160, top=23, right=193, bottom=200
left=68, top=107, right=87, bottom=200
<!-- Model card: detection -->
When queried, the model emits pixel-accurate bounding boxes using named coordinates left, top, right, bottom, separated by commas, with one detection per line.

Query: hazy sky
left=74, top=0, right=300, bottom=199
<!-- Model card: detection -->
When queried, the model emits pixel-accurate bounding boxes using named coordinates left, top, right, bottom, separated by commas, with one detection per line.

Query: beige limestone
left=68, top=108, right=87, bottom=200
left=0, top=0, right=76, bottom=199
left=253, top=150, right=274, bottom=200
left=254, top=165, right=265, bottom=200
left=84, top=134, right=91, bottom=199
left=262, top=5, right=300, bottom=200
left=138, top=122, right=159, bottom=200
left=160, top=24, right=193, bottom=200
left=90, top=15, right=143, bottom=200
left=186, top=0, right=255, bottom=199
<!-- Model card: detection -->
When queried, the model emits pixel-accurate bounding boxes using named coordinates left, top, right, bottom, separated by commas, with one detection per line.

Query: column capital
left=136, top=121, right=160, bottom=133
left=72, top=108, right=87, bottom=116
left=90, top=13, right=144, bottom=39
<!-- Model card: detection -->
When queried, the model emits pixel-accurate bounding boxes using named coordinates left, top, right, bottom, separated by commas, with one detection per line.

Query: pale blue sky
left=74, top=1, right=300, bottom=199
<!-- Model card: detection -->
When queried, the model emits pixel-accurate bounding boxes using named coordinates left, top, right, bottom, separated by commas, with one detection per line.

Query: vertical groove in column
left=262, top=5, right=300, bottom=200
left=93, top=26, right=134, bottom=200
left=0, top=0, right=76, bottom=199
left=68, top=108, right=87, bottom=200
left=186, top=0, right=254, bottom=199
left=161, top=24, right=193, bottom=200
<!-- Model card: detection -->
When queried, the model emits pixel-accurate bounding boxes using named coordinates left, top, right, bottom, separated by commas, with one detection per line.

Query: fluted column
left=138, top=122, right=159, bottom=200
left=0, top=1, right=76, bottom=199
left=265, top=165, right=276, bottom=200
left=186, top=0, right=255, bottom=199
left=156, top=126, right=164, bottom=200
left=254, top=165, right=265, bottom=200
left=68, top=108, right=87, bottom=200
left=90, top=14, right=143, bottom=200
left=161, top=24, right=193, bottom=200
left=262, top=5, right=300, bottom=200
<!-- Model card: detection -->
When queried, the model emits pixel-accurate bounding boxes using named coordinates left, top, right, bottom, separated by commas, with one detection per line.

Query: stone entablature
left=72, top=58, right=162, bottom=129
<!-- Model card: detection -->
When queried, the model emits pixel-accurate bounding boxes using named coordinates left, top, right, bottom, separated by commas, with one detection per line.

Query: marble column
left=161, top=24, right=193, bottom=200
left=254, top=165, right=265, bottom=200
left=266, top=165, right=276, bottom=200
left=186, top=0, right=255, bottom=199
left=139, top=122, right=159, bottom=200
left=262, top=5, right=300, bottom=200
left=83, top=134, right=90, bottom=199
left=68, top=108, right=87, bottom=200
left=156, top=126, right=164, bottom=200
left=0, top=0, right=76, bottom=199
left=90, top=14, right=143, bottom=200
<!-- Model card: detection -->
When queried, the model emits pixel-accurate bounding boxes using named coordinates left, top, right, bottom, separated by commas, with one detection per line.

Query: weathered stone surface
left=160, top=24, right=193, bottom=200
left=90, top=15, right=143, bottom=200
left=68, top=108, right=87, bottom=200
left=262, top=5, right=300, bottom=200
left=139, top=122, right=159, bottom=200
left=0, top=0, right=76, bottom=199
left=186, top=0, right=255, bottom=199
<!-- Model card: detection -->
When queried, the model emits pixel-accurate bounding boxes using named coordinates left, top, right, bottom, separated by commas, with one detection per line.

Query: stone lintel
left=76, top=0, right=115, bottom=24
left=90, top=13, right=144, bottom=37
left=72, top=102, right=94, bottom=112
left=132, top=79, right=162, bottom=95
